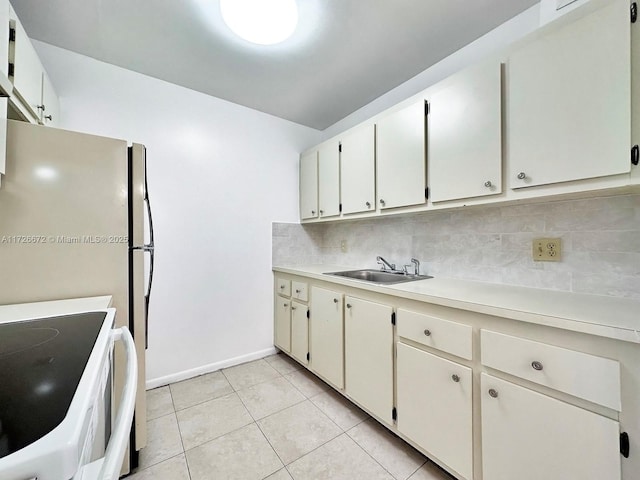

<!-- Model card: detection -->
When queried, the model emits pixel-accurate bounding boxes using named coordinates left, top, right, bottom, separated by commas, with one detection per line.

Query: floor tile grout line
left=168, top=384, right=193, bottom=480
left=254, top=417, right=288, bottom=470
left=345, top=421, right=428, bottom=480
left=345, top=429, right=406, bottom=480
left=131, top=451, right=188, bottom=475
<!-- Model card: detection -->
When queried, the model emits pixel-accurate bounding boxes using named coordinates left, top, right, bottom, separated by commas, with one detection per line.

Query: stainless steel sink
left=324, top=269, right=432, bottom=285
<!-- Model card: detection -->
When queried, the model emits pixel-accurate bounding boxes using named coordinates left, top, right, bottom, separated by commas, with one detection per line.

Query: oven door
left=76, top=327, right=137, bottom=480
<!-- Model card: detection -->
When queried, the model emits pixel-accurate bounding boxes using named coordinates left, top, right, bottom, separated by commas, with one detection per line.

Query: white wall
left=33, top=41, right=322, bottom=387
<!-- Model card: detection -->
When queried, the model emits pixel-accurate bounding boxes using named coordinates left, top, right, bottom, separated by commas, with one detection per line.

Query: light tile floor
left=131, top=354, right=454, bottom=480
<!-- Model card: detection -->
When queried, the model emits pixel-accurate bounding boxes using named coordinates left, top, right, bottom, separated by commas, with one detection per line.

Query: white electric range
left=0, top=299, right=137, bottom=480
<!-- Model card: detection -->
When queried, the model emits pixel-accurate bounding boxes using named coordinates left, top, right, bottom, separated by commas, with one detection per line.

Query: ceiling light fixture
left=219, top=0, right=299, bottom=45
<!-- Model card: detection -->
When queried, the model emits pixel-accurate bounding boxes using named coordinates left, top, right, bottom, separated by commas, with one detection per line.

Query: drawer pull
left=280, top=285, right=285, bottom=289
left=291, top=306, right=297, bottom=311
left=423, top=329, right=431, bottom=337
left=531, top=361, right=544, bottom=371
left=283, top=303, right=289, bottom=307
left=333, top=298, right=339, bottom=303
left=488, top=388, right=499, bottom=398
left=346, top=304, right=352, bottom=309
left=295, top=289, right=301, bottom=293
left=451, top=374, right=460, bottom=383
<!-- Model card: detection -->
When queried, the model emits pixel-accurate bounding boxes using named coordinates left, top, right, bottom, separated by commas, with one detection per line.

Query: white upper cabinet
left=0, top=0, right=10, bottom=82
left=11, top=19, right=43, bottom=121
left=317, top=140, right=340, bottom=218
left=429, top=60, right=502, bottom=202
left=507, top=0, right=631, bottom=189
left=340, top=124, right=375, bottom=215
left=299, top=151, right=318, bottom=220
left=377, top=100, right=427, bottom=210
left=8, top=8, right=60, bottom=127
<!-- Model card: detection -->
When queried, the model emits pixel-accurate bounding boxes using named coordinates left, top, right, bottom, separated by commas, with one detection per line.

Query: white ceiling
left=12, top=0, right=539, bottom=130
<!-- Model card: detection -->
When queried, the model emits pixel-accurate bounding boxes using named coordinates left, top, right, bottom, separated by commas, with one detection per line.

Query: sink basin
left=324, top=269, right=432, bottom=285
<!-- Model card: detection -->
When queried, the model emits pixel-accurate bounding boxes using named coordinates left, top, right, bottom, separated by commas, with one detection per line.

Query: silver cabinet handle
left=451, top=374, right=460, bottom=383
left=333, top=298, right=339, bottom=303
left=531, top=361, right=543, bottom=371
left=489, top=389, right=499, bottom=398
left=517, top=172, right=526, bottom=180
left=484, top=181, right=492, bottom=188
left=346, top=304, right=352, bottom=309
left=366, top=201, right=371, bottom=208
left=423, top=329, right=431, bottom=337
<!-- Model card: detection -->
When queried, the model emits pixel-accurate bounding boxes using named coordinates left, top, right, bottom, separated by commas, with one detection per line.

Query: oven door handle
left=81, top=326, right=138, bottom=480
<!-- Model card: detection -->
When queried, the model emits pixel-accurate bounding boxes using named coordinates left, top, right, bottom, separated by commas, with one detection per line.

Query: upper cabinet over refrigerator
left=5, top=3, right=60, bottom=126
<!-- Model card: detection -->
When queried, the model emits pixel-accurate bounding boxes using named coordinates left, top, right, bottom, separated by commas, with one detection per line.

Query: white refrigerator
left=0, top=120, right=153, bottom=473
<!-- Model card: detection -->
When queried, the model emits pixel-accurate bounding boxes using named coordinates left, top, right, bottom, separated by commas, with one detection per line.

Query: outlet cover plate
left=533, top=237, right=562, bottom=262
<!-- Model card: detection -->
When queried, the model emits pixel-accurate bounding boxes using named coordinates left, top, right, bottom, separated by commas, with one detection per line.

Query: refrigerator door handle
left=144, top=244, right=154, bottom=349
left=142, top=147, right=154, bottom=349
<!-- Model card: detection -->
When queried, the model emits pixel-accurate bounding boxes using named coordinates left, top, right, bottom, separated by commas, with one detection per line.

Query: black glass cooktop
left=0, top=312, right=107, bottom=458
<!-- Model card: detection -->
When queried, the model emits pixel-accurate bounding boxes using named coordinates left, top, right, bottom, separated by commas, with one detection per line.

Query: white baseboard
left=145, top=346, right=278, bottom=390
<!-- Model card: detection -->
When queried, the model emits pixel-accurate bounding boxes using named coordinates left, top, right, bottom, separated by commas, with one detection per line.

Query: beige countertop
left=0, top=295, right=113, bottom=323
left=274, top=265, right=640, bottom=343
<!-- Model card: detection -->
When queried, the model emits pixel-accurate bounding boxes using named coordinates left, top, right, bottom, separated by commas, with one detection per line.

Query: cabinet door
left=290, top=301, right=308, bottom=365
left=0, top=0, right=9, bottom=80
left=318, top=140, right=340, bottom=218
left=274, top=296, right=291, bottom=352
left=481, top=374, right=620, bottom=480
left=344, top=297, right=393, bottom=424
left=397, top=343, right=473, bottom=480
left=340, top=124, right=375, bottom=214
left=377, top=100, right=427, bottom=210
left=41, top=71, right=60, bottom=127
left=309, top=286, right=344, bottom=388
left=507, top=0, right=630, bottom=189
left=12, top=19, right=43, bottom=122
left=430, top=60, right=502, bottom=202
left=299, top=151, right=318, bottom=220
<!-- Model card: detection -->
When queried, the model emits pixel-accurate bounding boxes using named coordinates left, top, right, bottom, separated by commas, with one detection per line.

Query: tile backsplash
left=272, top=194, right=640, bottom=300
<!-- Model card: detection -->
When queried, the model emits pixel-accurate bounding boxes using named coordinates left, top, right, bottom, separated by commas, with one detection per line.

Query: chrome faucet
left=403, top=258, right=421, bottom=275
left=376, top=256, right=396, bottom=272
left=410, top=258, right=420, bottom=275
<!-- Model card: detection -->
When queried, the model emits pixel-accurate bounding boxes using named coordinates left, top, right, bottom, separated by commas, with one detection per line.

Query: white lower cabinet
left=309, top=286, right=344, bottom=388
left=274, top=296, right=291, bottom=353
left=397, top=343, right=473, bottom=480
left=290, top=300, right=308, bottom=365
left=481, top=373, right=621, bottom=480
left=344, top=296, right=393, bottom=425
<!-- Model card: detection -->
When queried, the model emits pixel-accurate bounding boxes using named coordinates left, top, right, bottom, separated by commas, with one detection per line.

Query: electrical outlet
left=532, top=238, right=562, bottom=262
left=340, top=240, right=347, bottom=253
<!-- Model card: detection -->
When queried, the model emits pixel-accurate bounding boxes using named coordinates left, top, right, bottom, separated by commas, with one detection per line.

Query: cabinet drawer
left=481, top=330, right=620, bottom=411
left=292, top=281, right=308, bottom=302
left=397, top=309, right=472, bottom=360
left=275, top=277, right=291, bottom=297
